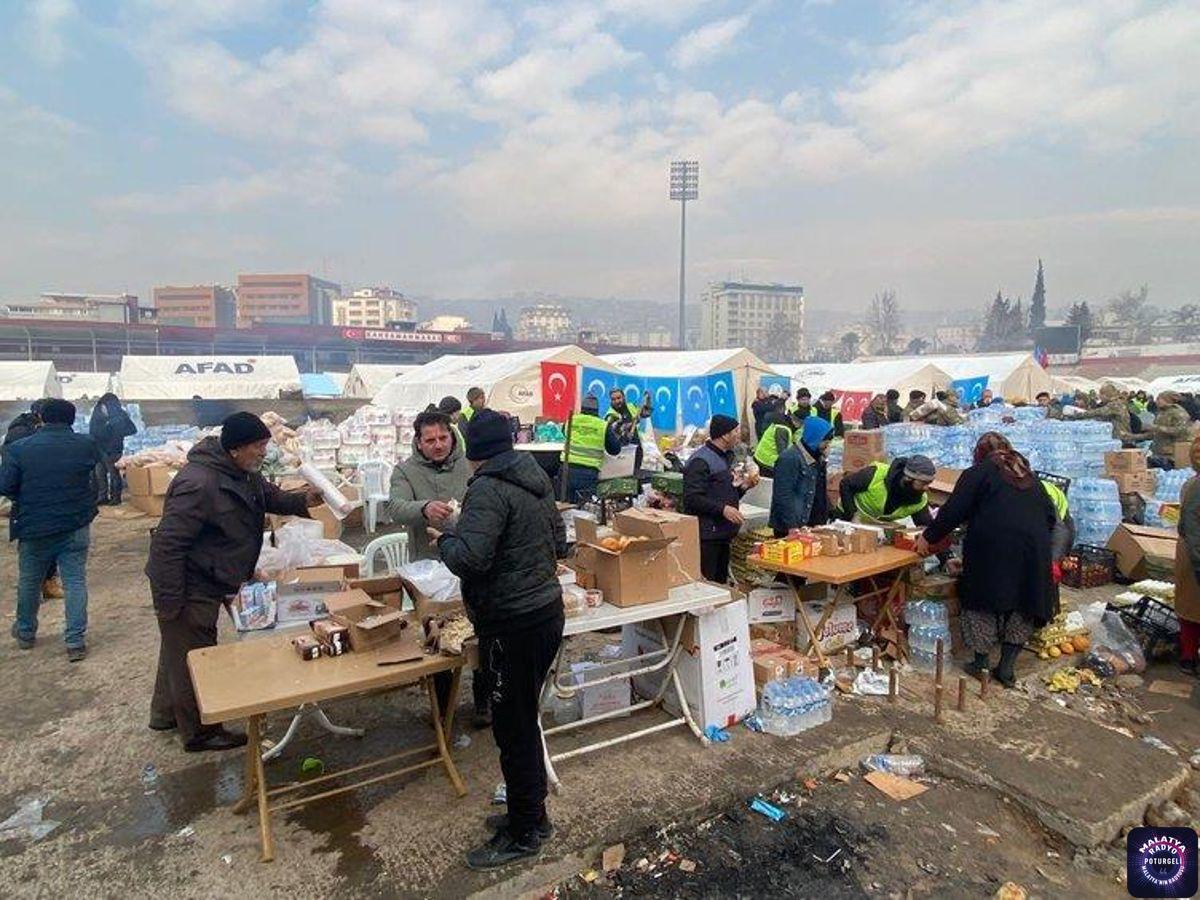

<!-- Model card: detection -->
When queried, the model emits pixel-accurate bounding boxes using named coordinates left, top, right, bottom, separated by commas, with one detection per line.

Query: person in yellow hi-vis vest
left=752, top=410, right=795, bottom=478
left=462, top=386, right=485, bottom=423
left=561, top=394, right=622, bottom=504
left=839, top=455, right=937, bottom=526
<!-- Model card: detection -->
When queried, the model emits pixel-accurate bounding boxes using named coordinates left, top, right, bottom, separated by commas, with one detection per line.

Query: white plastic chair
left=361, top=532, right=409, bottom=577
left=357, top=459, right=393, bottom=534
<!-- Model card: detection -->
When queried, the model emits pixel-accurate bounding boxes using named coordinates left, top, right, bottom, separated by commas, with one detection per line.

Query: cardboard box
left=753, top=655, right=788, bottom=687
left=623, top=600, right=755, bottom=730
left=749, top=621, right=797, bottom=648
left=613, top=508, right=701, bottom=588
left=570, top=661, right=632, bottom=719
left=843, top=444, right=887, bottom=472
left=277, top=566, right=345, bottom=596
left=575, top=519, right=673, bottom=607
left=325, top=589, right=419, bottom=655
left=126, top=463, right=175, bottom=497
left=746, top=584, right=796, bottom=624
left=795, top=600, right=858, bottom=654
left=129, top=494, right=165, bottom=517
left=1174, top=441, right=1195, bottom=469
left=844, top=430, right=886, bottom=455
left=1104, top=450, right=1148, bottom=473
left=750, top=638, right=784, bottom=657
left=398, top=574, right=465, bottom=622
left=348, top=574, right=405, bottom=608
left=1107, top=523, right=1177, bottom=581
left=1109, top=470, right=1156, bottom=495
left=928, top=468, right=963, bottom=505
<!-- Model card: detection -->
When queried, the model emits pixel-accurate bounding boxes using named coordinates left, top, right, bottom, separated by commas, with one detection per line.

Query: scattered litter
left=861, top=754, right=926, bottom=777
left=598, top=643, right=624, bottom=660
left=1147, top=680, right=1194, bottom=699
left=749, top=797, right=786, bottom=822
left=1141, top=735, right=1179, bottom=756
left=492, top=783, right=507, bottom=805
left=742, top=713, right=765, bottom=733
left=995, top=882, right=1027, bottom=900
left=299, top=757, right=324, bottom=778
left=852, top=668, right=891, bottom=695
left=803, top=779, right=819, bottom=791
left=833, top=771, right=851, bottom=783
left=1190, top=751, right=1200, bottom=770
left=940, top=823, right=957, bottom=834
left=221, top=854, right=232, bottom=866
left=0, top=798, right=60, bottom=843
left=863, top=771, right=928, bottom=801
left=602, top=843, right=625, bottom=872
left=814, top=848, right=843, bottom=864
left=175, top=825, right=195, bottom=839
left=976, top=824, right=1001, bottom=838
left=581, top=870, right=599, bottom=884
left=678, top=859, right=696, bottom=873
left=704, top=725, right=730, bottom=743
left=634, top=857, right=649, bottom=871
left=454, top=734, right=471, bottom=749
left=1045, top=850, right=1060, bottom=859
left=141, top=763, right=158, bottom=794
left=776, top=790, right=798, bottom=804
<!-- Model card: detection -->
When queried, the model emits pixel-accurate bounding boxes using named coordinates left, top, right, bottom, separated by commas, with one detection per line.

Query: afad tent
left=0, top=361, right=62, bottom=402
left=600, top=348, right=777, bottom=425
left=1146, top=374, right=1200, bottom=396
left=771, top=361, right=951, bottom=403
left=118, top=355, right=302, bottom=400
left=876, top=353, right=1053, bottom=403
left=374, top=345, right=618, bottom=422
left=56, top=371, right=115, bottom=401
left=345, top=364, right=418, bottom=399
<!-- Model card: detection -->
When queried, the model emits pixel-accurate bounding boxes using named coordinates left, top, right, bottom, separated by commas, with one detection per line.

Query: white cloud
left=669, top=14, right=750, bottom=69
left=604, top=0, right=716, bottom=26
left=25, top=0, right=77, bottom=66
left=0, top=84, right=84, bottom=147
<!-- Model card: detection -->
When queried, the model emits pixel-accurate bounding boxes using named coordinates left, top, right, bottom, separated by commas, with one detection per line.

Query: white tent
left=1147, top=374, right=1200, bottom=395
left=1050, top=374, right=1100, bottom=395
left=56, top=371, right=116, bottom=401
left=872, top=353, right=1053, bottom=403
left=771, top=361, right=952, bottom=399
left=118, top=355, right=302, bottom=400
left=0, top=361, right=61, bottom=401
left=600, top=348, right=777, bottom=423
left=345, top=364, right=418, bottom=399
left=374, top=345, right=618, bottom=421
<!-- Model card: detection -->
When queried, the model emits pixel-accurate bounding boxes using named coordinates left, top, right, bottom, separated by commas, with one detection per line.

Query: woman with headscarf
left=916, top=432, right=1056, bottom=687
left=769, top=416, right=834, bottom=536
left=1173, top=436, right=1200, bottom=676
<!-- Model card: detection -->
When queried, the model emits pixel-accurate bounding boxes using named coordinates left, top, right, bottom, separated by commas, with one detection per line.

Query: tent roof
left=118, top=355, right=301, bottom=400
left=56, top=371, right=115, bottom=400
left=770, top=360, right=951, bottom=396
left=853, top=352, right=1052, bottom=401
left=0, top=360, right=61, bottom=401
left=600, top=347, right=774, bottom=377
left=344, top=363, right=419, bottom=398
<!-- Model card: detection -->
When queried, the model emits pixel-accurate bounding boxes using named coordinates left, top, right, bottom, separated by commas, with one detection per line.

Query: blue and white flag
left=580, top=367, right=618, bottom=403
left=646, top=377, right=678, bottom=431
left=680, top=375, right=711, bottom=428
left=618, top=375, right=647, bottom=409
left=759, top=373, right=790, bottom=397
left=707, top=370, right=737, bottom=417
left=950, top=375, right=989, bottom=406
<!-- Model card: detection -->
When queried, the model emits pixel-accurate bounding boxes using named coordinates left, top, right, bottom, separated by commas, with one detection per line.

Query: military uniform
left=1149, top=403, right=1194, bottom=457
left=1076, top=398, right=1133, bottom=443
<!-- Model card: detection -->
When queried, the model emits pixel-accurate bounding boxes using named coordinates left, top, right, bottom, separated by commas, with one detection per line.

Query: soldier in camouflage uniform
left=1072, top=384, right=1134, bottom=443
left=1147, top=392, right=1195, bottom=462
left=927, top=390, right=967, bottom=426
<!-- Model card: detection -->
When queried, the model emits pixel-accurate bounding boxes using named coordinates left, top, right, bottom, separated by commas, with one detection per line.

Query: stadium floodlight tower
left=669, top=160, right=699, bottom=349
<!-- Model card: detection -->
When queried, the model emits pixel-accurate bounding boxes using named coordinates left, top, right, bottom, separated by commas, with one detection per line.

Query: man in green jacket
left=1071, top=384, right=1134, bottom=443
left=1147, top=391, right=1195, bottom=463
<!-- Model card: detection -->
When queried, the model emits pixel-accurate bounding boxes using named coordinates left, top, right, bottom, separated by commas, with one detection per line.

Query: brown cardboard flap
left=580, top=536, right=675, bottom=557
left=348, top=575, right=405, bottom=608
left=1107, top=523, right=1177, bottom=580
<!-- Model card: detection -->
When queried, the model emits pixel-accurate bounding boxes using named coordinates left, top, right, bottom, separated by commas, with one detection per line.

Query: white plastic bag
left=298, top=461, right=357, bottom=518
left=397, top=559, right=461, bottom=604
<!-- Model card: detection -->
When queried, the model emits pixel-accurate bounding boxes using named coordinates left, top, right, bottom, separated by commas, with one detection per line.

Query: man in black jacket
left=145, top=413, right=320, bottom=752
left=682, top=414, right=750, bottom=583
left=89, top=392, right=137, bottom=504
left=433, top=409, right=567, bottom=870
left=813, top=391, right=845, bottom=438
left=885, top=389, right=904, bottom=423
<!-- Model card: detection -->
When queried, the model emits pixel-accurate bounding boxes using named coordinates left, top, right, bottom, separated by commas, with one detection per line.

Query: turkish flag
left=540, top=362, right=576, bottom=422
left=834, top=390, right=873, bottom=423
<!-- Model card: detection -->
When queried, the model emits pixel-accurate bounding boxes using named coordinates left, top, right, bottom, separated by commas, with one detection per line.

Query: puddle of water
left=109, top=757, right=243, bottom=845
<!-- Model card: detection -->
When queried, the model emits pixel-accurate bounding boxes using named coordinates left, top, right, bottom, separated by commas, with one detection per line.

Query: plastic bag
left=298, top=461, right=357, bottom=518
left=397, top=559, right=461, bottom=604
left=1083, top=610, right=1146, bottom=677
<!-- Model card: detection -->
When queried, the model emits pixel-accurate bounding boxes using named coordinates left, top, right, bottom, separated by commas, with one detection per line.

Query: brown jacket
left=145, top=436, right=310, bottom=617
left=1175, top=475, right=1200, bottom=623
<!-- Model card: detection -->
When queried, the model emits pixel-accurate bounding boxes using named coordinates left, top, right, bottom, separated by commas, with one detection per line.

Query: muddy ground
left=0, top=511, right=1196, bottom=898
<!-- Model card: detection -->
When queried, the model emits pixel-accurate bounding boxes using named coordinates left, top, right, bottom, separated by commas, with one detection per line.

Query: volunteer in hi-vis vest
left=462, top=386, right=485, bottom=423
left=561, top=394, right=622, bottom=504
left=752, top=410, right=795, bottom=478
left=839, top=455, right=937, bottom=525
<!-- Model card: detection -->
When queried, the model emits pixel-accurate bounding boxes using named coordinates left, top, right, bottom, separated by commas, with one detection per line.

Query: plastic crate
left=1060, top=544, right=1116, bottom=589
left=1107, top=597, right=1179, bottom=659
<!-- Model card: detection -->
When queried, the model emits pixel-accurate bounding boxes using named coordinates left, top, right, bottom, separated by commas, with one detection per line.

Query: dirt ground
left=0, top=512, right=1196, bottom=899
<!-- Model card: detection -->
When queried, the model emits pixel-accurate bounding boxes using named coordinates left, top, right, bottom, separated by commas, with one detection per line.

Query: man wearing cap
left=812, top=391, right=845, bottom=438
left=787, top=387, right=813, bottom=418
left=885, top=389, right=905, bottom=424
left=1, top=398, right=103, bottom=661
left=145, top=413, right=322, bottom=752
left=431, top=410, right=567, bottom=869
left=560, top=394, right=621, bottom=504
left=839, top=455, right=938, bottom=525
left=903, top=390, right=927, bottom=421
left=683, top=414, right=753, bottom=583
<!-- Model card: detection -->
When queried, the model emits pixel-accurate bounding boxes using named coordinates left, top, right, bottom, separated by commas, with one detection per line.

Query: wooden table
left=751, top=546, right=921, bottom=667
left=189, top=637, right=467, bottom=862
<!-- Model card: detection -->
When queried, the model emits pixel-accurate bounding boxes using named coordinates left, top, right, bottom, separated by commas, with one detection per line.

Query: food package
left=311, top=619, right=349, bottom=655
left=292, top=635, right=322, bottom=661
left=229, top=582, right=277, bottom=631
left=298, top=461, right=357, bottom=518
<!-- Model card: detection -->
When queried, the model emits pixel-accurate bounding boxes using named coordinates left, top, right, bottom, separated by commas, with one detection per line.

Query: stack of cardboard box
left=1104, top=450, right=1156, bottom=495
left=570, top=509, right=700, bottom=608
left=125, top=463, right=175, bottom=517
left=843, top=430, right=886, bottom=473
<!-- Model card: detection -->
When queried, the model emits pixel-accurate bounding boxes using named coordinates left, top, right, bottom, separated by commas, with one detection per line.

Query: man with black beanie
left=683, top=414, right=751, bottom=583
left=431, top=409, right=567, bottom=870
left=145, top=412, right=322, bottom=752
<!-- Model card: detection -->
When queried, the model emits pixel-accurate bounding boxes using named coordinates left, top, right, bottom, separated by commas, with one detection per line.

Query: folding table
left=751, top=546, right=921, bottom=668
left=189, top=637, right=466, bottom=862
left=540, top=580, right=733, bottom=790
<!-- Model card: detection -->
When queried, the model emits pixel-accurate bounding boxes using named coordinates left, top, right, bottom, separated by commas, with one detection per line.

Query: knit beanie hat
left=709, top=414, right=739, bottom=440
left=903, top=455, right=936, bottom=482
left=465, top=409, right=514, bottom=461
left=220, top=412, right=272, bottom=451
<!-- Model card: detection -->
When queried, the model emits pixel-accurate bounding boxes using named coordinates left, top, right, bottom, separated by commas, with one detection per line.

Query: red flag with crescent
left=540, top=362, right=576, bottom=421
left=833, top=390, right=872, bottom=423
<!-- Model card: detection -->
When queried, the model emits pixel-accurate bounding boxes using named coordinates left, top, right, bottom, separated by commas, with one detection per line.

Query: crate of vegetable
left=1060, top=544, right=1116, bottom=589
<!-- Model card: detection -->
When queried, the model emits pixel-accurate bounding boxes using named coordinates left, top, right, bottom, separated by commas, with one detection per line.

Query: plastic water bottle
left=862, top=754, right=926, bottom=776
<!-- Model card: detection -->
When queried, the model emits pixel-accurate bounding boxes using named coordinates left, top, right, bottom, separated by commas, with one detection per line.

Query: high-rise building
left=235, top=273, right=341, bottom=328
left=153, top=285, right=237, bottom=328
left=332, top=287, right=417, bottom=329
left=516, top=304, right=573, bottom=342
left=699, top=281, right=805, bottom=358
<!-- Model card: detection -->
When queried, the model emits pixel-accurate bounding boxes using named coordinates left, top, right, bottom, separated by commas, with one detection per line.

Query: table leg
left=248, top=715, right=275, bottom=863
left=790, top=580, right=830, bottom=669
left=233, top=720, right=258, bottom=815
left=442, top=667, right=462, bottom=737
left=426, top=675, right=467, bottom=797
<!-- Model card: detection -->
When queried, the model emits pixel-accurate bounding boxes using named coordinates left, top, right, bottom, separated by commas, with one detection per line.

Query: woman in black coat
left=917, top=432, right=1056, bottom=687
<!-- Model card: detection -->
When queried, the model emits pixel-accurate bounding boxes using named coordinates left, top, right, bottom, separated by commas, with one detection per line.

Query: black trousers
left=480, top=609, right=564, bottom=839
left=150, top=599, right=222, bottom=741
left=700, top=539, right=732, bottom=584
left=434, top=666, right=495, bottom=715
left=96, top=454, right=122, bottom=503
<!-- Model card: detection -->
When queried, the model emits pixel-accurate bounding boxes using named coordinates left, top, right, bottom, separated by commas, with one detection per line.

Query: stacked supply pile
left=1144, top=471, right=1188, bottom=527
left=1069, top=477, right=1123, bottom=547
left=758, top=676, right=831, bottom=736
left=905, top=599, right=952, bottom=672
left=1103, top=449, right=1155, bottom=496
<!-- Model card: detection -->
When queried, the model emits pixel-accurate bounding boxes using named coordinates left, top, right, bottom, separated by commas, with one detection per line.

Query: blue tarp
left=301, top=372, right=342, bottom=398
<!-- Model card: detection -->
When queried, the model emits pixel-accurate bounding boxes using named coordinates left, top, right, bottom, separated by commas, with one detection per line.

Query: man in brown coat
left=145, top=413, right=321, bottom=752
left=1174, top=436, right=1200, bottom=676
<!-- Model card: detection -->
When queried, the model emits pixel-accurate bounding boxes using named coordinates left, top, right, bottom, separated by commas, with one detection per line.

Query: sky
left=1, top=0, right=1198, bottom=313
